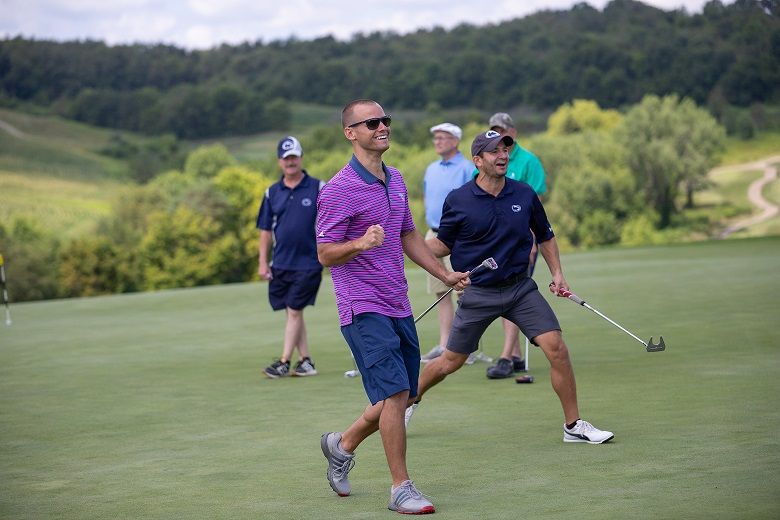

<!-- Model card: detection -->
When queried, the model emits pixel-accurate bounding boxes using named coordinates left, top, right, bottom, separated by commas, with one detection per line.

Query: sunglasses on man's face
left=348, top=116, right=392, bottom=130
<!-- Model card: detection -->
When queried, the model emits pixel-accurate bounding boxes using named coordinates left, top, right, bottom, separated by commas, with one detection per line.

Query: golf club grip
left=557, top=288, right=585, bottom=305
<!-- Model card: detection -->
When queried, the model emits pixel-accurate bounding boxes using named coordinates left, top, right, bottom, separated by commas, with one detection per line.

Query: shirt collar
left=277, top=169, right=310, bottom=189
left=439, top=151, right=464, bottom=166
left=349, top=155, right=392, bottom=185
left=469, top=177, right=515, bottom=198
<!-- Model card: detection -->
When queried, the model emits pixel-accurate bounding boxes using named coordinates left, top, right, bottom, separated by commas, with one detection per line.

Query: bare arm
left=317, top=224, right=384, bottom=267
left=402, top=230, right=469, bottom=290
left=424, top=236, right=451, bottom=258
left=538, top=236, right=569, bottom=295
left=258, top=230, right=272, bottom=280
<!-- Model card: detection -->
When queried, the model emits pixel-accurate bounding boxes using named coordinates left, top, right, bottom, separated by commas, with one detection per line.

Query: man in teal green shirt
left=484, top=112, right=547, bottom=379
left=489, top=112, right=546, bottom=194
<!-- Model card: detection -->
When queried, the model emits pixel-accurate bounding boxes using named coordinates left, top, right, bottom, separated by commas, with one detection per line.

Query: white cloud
left=183, top=24, right=215, bottom=49
left=36, top=0, right=153, bottom=13
left=100, top=12, right=178, bottom=46
left=1, top=0, right=718, bottom=49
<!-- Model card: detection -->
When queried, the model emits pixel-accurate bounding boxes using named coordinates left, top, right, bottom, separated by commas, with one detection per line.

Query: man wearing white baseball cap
left=419, top=123, right=474, bottom=364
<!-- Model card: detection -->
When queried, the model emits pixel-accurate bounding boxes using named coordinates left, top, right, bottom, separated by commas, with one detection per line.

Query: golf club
left=552, top=284, right=665, bottom=352
left=0, top=254, right=10, bottom=326
left=344, top=349, right=360, bottom=378
left=523, top=337, right=529, bottom=371
left=414, top=257, right=498, bottom=324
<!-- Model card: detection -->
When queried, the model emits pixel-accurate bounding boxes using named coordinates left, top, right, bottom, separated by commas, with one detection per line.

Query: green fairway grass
left=1, top=238, right=779, bottom=519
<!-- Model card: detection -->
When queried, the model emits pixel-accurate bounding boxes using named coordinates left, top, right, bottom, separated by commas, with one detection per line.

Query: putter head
left=344, top=370, right=359, bottom=378
left=483, top=257, right=498, bottom=270
left=646, top=336, right=666, bottom=352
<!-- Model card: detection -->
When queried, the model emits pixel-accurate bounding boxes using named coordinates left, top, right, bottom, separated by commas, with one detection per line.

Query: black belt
left=485, top=273, right=527, bottom=288
left=431, top=227, right=438, bottom=233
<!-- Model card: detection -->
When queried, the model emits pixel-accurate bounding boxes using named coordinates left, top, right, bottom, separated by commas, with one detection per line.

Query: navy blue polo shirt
left=437, top=178, right=554, bottom=286
left=256, top=170, right=324, bottom=270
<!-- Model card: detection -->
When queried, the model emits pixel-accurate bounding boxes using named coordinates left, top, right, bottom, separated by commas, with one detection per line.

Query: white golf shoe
left=420, top=345, right=444, bottom=363
left=404, top=403, right=418, bottom=428
left=563, top=419, right=614, bottom=444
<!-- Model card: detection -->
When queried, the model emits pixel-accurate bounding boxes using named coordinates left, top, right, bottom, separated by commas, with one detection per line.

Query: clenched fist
left=360, top=224, right=385, bottom=251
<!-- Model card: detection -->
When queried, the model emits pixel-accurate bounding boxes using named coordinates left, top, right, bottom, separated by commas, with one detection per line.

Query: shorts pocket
left=353, top=312, right=393, bottom=368
left=363, top=345, right=390, bottom=368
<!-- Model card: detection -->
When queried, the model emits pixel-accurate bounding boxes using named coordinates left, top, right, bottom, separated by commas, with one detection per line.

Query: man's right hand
left=258, top=262, right=272, bottom=281
left=445, top=271, right=470, bottom=291
left=359, top=224, right=385, bottom=251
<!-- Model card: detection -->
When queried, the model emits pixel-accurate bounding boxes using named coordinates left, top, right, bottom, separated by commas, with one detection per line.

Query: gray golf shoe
left=388, top=480, right=435, bottom=514
left=320, top=432, right=355, bottom=496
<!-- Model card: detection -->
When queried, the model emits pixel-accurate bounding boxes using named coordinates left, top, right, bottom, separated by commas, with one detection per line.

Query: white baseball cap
left=277, top=136, right=303, bottom=159
left=429, top=123, right=462, bottom=140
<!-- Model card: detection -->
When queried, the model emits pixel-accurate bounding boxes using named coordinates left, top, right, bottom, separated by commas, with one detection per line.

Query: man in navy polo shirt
left=405, top=130, right=614, bottom=446
left=485, top=111, right=548, bottom=379
left=257, top=136, right=325, bottom=379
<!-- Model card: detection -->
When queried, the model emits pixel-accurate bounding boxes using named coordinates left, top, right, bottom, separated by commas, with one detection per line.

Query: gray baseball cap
left=471, top=130, right=514, bottom=156
left=488, top=112, right=515, bottom=130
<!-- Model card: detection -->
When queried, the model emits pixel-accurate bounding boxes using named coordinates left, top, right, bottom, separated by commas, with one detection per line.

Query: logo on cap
left=277, top=136, right=303, bottom=159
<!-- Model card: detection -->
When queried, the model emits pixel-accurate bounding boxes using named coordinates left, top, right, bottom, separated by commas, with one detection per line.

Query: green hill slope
left=0, top=107, right=134, bottom=238
left=1, top=239, right=779, bottom=519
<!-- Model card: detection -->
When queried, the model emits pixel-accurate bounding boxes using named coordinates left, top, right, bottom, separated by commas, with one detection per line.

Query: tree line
left=0, top=0, right=777, bottom=139
left=1, top=94, right=725, bottom=301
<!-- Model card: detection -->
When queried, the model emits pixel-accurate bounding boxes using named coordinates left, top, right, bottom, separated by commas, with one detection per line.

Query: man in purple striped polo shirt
left=317, top=99, right=469, bottom=515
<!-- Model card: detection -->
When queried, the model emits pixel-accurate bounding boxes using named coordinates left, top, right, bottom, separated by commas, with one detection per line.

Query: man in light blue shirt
left=420, top=123, right=474, bottom=362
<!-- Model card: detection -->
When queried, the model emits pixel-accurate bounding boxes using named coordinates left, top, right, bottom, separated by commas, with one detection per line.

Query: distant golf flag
left=0, top=253, right=11, bottom=326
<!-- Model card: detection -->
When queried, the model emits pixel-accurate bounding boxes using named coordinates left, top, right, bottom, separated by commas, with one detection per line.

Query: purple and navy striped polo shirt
left=316, top=155, right=415, bottom=326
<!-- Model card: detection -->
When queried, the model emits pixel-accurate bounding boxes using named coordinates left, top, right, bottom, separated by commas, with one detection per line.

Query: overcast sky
left=2, top=0, right=718, bottom=50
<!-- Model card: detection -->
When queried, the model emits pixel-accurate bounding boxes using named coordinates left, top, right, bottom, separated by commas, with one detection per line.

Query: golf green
left=1, top=238, right=778, bottom=519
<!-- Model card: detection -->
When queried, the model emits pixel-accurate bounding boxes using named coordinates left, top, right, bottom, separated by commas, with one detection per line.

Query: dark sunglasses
left=348, top=116, right=392, bottom=130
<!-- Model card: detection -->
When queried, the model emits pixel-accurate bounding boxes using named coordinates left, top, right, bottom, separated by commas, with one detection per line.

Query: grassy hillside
left=0, top=107, right=135, bottom=238
left=2, top=106, right=779, bottom=242
left=1, top=238, right=778, bottom=519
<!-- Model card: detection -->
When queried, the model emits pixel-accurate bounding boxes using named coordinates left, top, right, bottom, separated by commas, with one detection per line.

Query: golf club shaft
left=0, top=263, right=10, bottom=326
left=414, top=287, right=454, bottom=324
left=343, top=348, right=359, bottom=377
left=556, top=287, right=647, bottom=347
left=524, top=337, right=529, bottom=370
left=582, top=303, right=647, bottom=347
left=413, top=259, right=492, bottom=324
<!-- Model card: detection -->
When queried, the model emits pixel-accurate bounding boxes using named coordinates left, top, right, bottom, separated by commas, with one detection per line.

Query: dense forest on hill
left=1, top=0, right=778, bottom=138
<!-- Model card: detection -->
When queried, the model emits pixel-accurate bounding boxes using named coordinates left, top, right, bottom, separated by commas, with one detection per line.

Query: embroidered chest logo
left=302, top=198, right=312, bottom=206
left=511, top=204, right=522, bottom=213
left=396, top=193, right=406, bottom=202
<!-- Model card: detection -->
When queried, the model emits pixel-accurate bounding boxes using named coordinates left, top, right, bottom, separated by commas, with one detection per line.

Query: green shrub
left=620, top=213, right=661, bottom=247
left=579, top=210, right=621, bottom=248
left=0, top=218, right=60, bottom=301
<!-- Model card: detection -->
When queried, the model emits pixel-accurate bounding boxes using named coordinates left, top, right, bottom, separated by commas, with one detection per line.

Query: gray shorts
left=447, top=277, right=561, bottom=354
